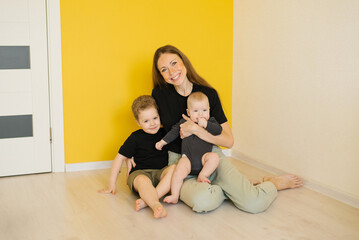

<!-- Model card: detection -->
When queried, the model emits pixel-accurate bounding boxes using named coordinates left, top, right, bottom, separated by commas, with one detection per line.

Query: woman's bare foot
left=263, top=175, right=303, bottom=190
left=152, top=204, right=167, bottom=219
left=163, top=195, right=179, bottom=204
left=197, top=174, right=211, bottom=184
left=135, top=198, right=147, bottom=211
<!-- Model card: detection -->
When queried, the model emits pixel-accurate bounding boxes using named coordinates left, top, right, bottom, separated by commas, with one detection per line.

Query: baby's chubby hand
left=198, top=118, right=208, bottom=128
left=155, top=139, right=167, bottom=150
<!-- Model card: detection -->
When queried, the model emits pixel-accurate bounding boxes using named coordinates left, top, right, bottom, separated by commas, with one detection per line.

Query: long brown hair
left=152, top=45, right=212, bottom=89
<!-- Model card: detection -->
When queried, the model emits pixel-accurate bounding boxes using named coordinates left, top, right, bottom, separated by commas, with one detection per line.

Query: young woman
left=151, top=45, right=303, bottom=213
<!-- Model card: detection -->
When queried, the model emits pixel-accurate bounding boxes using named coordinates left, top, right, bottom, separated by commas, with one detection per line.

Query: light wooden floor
left=1, top=158, right=359, bottom=240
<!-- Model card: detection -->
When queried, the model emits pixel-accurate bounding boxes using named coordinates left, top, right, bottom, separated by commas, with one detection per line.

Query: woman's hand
left=180, top=114, right=201, bottom=139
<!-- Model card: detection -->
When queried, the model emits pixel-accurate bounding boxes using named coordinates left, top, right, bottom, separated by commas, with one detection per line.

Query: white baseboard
left=230, top=149, right=359, bottom=209
left=65, top=160, right=113, bottom=172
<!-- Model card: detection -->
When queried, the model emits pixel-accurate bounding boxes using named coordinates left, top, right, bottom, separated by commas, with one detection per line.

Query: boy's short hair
left=187, top=92, right=209, bottom=107
left=132, top=95, right=158, bottom=121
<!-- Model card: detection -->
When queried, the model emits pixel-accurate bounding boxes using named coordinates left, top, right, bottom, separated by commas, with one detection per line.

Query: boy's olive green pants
left=168, top=146, right=278, bottom=213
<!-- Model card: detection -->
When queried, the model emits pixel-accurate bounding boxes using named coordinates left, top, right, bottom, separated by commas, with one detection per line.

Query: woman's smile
left=171, top=72, right=181, bottom=81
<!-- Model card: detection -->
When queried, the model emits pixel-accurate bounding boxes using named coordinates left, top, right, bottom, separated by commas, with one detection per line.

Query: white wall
left=233, top=0, right=359, bottom=203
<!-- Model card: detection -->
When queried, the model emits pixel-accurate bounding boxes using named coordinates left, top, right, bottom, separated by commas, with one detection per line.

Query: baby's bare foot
left=163, top=195, right=179, bottom=204
left=264, top=175, right=303, bottom=190
left=135, top=198, right=147, bottom=211
left=197, top=174, right=211, bottom=184
left=153, top=204, right=167, bottom=219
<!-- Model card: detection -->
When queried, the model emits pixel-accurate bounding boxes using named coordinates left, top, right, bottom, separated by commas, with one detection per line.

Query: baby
left=156, top=92, right=222, bottom=204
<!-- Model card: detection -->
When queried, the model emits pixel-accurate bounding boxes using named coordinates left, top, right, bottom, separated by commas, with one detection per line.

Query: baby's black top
left=162, top=117, right=222, bottom=174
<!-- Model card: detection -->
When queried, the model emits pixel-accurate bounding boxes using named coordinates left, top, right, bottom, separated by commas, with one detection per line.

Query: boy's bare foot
left=249, top=179, right=261, bottom=185
left=163, top=195, right=179, bottom=204
left=197, top=174, right=211, bottom=184
left=263, top=175, right=303, bottom=190
left=135, top=198, right=147, bottom=211
left=153, top=204, right=167, bottom=219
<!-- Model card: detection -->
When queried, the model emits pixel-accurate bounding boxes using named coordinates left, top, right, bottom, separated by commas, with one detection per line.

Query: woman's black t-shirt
left=152, top=84, right=227, bottom=154
left=118, top=128, right=168, bottom=174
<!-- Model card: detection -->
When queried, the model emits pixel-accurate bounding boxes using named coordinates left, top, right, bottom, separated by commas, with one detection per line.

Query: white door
left=0, top=0, right=51, bottom=176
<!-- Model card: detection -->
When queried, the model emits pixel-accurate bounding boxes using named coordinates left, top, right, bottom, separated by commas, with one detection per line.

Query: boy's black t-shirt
left=152, top=84, right=227, bottom=154
left=118, top=128, right=168, bottom=174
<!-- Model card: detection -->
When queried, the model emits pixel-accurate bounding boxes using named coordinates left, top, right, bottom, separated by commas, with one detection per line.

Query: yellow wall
left=233, top=0, right=359, bottom=200
left=60, top=1, right=233, bottom=164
